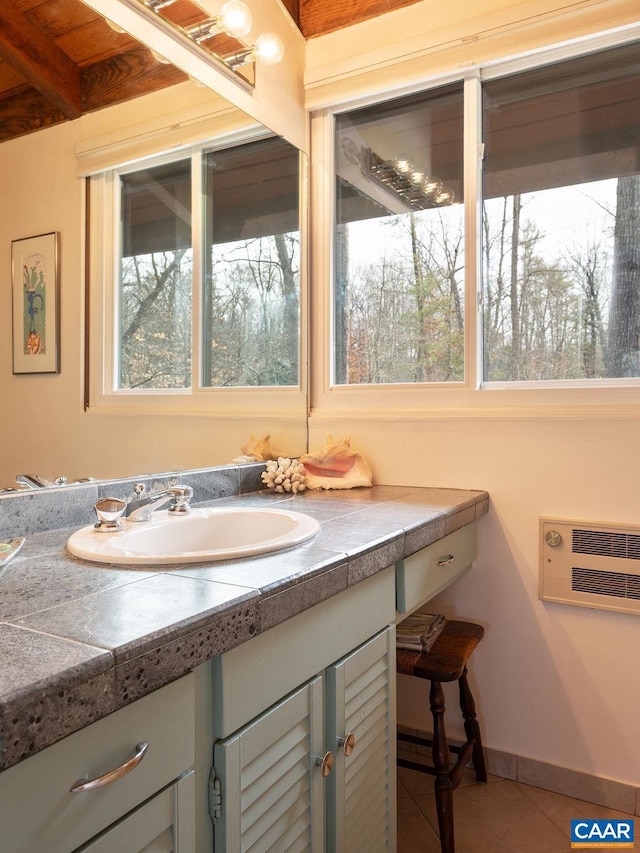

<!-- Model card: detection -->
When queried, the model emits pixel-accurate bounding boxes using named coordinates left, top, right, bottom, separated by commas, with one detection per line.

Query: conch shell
left=233, top=434, right=281, bottom=463
left=299, top=436, right=373, bottom=490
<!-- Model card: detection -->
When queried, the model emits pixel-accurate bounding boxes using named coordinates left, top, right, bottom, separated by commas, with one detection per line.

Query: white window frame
left=309, top=25, right=640, bottom=423
left=87, top=135, right=308, bottom=422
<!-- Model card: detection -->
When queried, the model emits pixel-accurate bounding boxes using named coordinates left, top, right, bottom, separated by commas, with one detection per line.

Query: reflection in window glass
left=203, top=137, right=300, bottom=387
left=483, top=43, right=640, bottom=381
left=335, top=85, right=465, bottom=385
left=119, top=160, right=193, bottom=389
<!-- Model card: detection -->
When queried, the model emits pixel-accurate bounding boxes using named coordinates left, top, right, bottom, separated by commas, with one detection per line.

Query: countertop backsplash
left=0, top=463, right=266, bottom=538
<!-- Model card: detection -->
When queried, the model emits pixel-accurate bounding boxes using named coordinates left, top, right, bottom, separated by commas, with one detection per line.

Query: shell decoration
left=261, top=457, right=307, bottom=494
left=232, top=434, right=281, bottom=464
left=299, top=436, right=373, bottom=490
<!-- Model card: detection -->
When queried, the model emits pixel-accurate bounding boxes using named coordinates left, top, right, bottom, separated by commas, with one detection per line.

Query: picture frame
left=11, top=231, right=60, bottom=375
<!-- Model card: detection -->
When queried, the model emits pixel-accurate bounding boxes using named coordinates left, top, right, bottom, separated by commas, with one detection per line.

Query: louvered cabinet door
left=213, top=676, right=326, bottom=852
left=326, top=626, right=397, bottom=853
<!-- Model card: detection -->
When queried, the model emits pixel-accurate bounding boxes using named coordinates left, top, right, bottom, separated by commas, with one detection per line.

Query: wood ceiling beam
left=0, top=88, right=68, bottom=143
left=0, top=2, right=82, bottom=119
left=82, top=48, right=187, bottom=112
left=0, top=48, right=187, bottom=143
left=299, top=0, right=419, bottom=38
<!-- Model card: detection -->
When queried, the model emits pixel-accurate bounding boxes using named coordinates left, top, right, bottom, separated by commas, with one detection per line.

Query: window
left=332, top=40, right=640, bottom=389
left=335, top=85, right=464, bottom=385
left=202, top=138, right=300, bottom=387
left=104, top=134, right=301, bottom=398
left=120, top=160, right=192, bottom=389
left=483, top=42, right=640, bottom=382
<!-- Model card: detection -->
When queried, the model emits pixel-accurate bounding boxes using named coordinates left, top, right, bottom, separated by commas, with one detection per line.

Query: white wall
left=306, top=417, right=640, bottom=785
left=306, top=0, right=640, bottom=789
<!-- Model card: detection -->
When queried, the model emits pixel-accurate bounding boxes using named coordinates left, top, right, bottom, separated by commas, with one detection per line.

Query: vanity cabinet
left=211, top=627, right=396, bottom=853
left=205, top=567, right=398, bottom=853
left=0, top=514, right=480, bottom=853
left=0, top=674, right=195, bottom=853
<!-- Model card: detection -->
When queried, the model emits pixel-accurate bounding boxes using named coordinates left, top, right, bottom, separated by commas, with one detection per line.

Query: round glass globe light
left=218, top=0, right=252, bottom=38
left=254, top=32, right=285, bottom=65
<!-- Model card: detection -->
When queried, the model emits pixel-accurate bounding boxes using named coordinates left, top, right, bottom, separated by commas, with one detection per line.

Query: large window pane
left=119, top=160, right=192, bottom=389
left=335, top=85, right=465, bottom=385
left=483, top=42, right=640, bottom=381
left=203, top=137, right=300, bottom=387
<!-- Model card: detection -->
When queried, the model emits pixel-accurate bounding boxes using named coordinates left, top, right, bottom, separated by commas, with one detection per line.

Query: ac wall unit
left=539, top=517, right=640, bottom=616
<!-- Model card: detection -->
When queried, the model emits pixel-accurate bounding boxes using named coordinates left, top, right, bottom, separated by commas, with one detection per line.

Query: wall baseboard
left=397, top=726, right=639, bottom=817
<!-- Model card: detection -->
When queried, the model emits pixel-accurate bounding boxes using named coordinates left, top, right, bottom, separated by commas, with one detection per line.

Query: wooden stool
left=396, top=620, right=487, bottom=853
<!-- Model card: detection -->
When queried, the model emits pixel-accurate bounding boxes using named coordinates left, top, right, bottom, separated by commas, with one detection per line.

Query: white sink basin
left=66, top=507, right=320, bottom=565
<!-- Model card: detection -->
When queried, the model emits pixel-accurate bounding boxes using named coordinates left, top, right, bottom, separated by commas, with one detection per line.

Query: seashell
left=299, top=436, right=373, bottom=490
left=237, top=434, right=281, bottom=462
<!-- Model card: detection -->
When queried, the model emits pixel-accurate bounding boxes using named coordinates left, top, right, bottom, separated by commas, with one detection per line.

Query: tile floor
left=397, top=763, right=637, bottom=853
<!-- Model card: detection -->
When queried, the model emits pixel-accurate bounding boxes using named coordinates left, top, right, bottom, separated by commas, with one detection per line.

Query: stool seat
left=396, top=620, right=484, bottom=682
left=396, top=618, right=486, bottom=853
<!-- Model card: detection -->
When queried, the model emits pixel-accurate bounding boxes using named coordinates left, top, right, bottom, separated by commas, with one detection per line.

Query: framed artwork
left=11, top=231, right=60, bottom=374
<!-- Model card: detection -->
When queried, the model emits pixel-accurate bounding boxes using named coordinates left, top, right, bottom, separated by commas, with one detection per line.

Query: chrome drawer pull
left=437, top=554, right=455, bottom=566
left=69, top=742, right=149, bottom=793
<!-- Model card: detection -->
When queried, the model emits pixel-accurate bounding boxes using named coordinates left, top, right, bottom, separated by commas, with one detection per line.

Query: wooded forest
left=117, top=175, right=640, bottom=390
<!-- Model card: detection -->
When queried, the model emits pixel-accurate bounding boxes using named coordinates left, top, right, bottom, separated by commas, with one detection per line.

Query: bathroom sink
left=66, top=506, right=320, bottom=565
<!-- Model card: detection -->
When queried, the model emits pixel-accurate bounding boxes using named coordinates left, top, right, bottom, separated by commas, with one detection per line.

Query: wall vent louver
left=540, top=518, right=640, bottom=616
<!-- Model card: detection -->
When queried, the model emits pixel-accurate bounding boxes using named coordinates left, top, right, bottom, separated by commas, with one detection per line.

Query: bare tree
left=607, top=175, right=640, bottom=377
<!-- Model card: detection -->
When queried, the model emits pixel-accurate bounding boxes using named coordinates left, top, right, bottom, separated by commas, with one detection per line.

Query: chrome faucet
left=15, top=474, right=49, bottom=489
left=15, top=474, right=68, bottom=489
left=125, top=484, right=193, bottom=523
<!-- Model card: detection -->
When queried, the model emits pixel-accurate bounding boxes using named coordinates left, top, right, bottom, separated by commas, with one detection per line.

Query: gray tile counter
left=0, top=481, right=488, bottom=770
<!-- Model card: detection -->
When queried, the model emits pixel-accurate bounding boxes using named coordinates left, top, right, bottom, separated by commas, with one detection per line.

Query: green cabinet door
left=213, top=676, right=326, bottom=852
left=326, top=626, right=397, bottom=853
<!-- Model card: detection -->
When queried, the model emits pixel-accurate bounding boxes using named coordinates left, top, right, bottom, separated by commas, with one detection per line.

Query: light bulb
left=217, top=0, right=252, bottom=38
left=423, top=177, right=443, bottom=197
left=409, top=166, right=428, bottom=187
left=435, top=188, right=455, bottom=205
left=253, top=32, right=285, bottom=65
left=394, top=154, right=414, bottom=175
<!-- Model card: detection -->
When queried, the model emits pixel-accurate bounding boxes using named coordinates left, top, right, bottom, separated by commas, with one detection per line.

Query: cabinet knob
left=315, top=751, right=334, bottom=778
left=69, top=742, right=149, bottom=793
left=338, top=731, right=356, bottom=756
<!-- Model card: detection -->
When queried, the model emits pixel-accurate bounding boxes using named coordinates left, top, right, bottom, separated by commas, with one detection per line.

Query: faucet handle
left=168, top=485, right=193, bottom=515
left=94, top=498, right=127, bottom=532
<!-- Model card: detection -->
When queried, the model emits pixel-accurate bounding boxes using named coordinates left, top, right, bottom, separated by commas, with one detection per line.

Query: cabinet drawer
left=395, top=523, right=477, bottom=615
left=0, top=674, right=195, bottom=853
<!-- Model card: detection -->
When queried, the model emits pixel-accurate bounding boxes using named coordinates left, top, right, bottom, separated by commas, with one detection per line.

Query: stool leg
left=430, top=680, right=455, bottom=853
left=458, top=666, right=487, bottom=783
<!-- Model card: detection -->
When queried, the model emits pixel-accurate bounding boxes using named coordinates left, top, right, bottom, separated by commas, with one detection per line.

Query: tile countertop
left=0, top=484, right=488, bottom=771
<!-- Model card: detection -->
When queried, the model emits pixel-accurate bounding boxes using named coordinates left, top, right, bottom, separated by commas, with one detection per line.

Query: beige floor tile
left=515, top=782, right=636, bottom=840
left=397, top=796, right=442, bottom=853
left=398, top=773, right=411, bottom=799
left=413, top=779, right=572, bottom=853
left=398, top=755, right=501, bottom=796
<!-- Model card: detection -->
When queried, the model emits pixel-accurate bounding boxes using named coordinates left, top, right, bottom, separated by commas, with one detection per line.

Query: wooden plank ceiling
left=0, top=0, right=420, bottom=144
